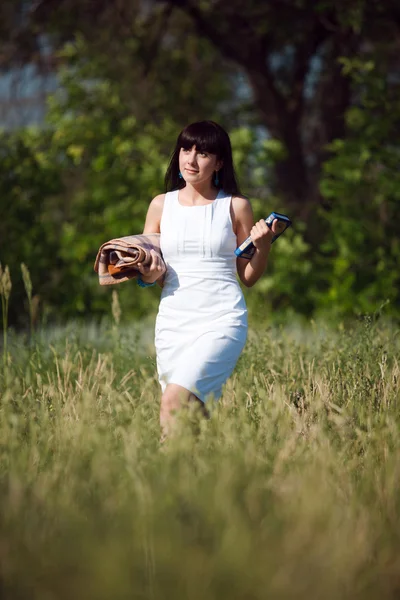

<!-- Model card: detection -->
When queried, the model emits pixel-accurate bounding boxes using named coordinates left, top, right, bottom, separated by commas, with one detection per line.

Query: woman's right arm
left=143, top=194, right=165, bottom=234
left=137, top=194, right=166, bottom=284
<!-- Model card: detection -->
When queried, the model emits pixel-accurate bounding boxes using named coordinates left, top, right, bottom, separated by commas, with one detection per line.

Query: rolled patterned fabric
left=94, top=233, right=166, bottom=286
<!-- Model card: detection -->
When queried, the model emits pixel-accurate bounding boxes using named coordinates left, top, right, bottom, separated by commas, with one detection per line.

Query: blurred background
left=1, top=0, right=399, bottom=328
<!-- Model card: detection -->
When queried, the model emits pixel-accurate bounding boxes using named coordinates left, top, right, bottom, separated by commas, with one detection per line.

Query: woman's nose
left=187, top=150, right=197, bottom=164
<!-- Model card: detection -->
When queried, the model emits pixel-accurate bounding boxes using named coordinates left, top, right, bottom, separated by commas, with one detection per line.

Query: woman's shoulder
left=147, top=193, right=166, bottom=216
left=143, top=193, right=166, bottom=233
left=230, top=195, right=253, bottom=232
left=231, top=194, right=253, bottom=215
left=150, top=193, right=166, bottom=209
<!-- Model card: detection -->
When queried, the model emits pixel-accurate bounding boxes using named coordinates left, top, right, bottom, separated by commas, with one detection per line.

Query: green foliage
left=0, top=28, right=238, bottom=325
left=0, top=128, right=64, bottom=325
left=2, top=27, right=400, bottom=323
left=0, top=63, right=310, bottom=324
left=45, top=67, right=174, bottom=317
left=318, top=54, right=400, bottom=317
left=244, top=226, right=313, bottom=323
left=0, top=104, right=166, bottom=323
left=0, top=319, right=400, bottom=598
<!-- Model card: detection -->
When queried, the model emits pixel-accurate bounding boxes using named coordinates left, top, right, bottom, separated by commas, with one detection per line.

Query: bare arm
left=232, top=196, right=280, bottom=288
left=137, top=194, right=165, bottom=284
left=143, top=194, right=164, bottom=234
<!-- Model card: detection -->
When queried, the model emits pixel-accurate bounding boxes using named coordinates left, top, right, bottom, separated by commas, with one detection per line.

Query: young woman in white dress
left=136, top=121, right=281, bottom=438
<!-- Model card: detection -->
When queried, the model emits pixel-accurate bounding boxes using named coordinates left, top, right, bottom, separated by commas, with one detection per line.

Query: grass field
left=0, top=317, right=399, bottom=599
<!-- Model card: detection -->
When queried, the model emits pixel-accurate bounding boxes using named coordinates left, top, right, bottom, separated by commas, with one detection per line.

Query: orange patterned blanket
left=94, top=234, right=165, bottom=285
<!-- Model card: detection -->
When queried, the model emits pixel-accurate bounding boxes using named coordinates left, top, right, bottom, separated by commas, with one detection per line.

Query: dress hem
left=159, top=378, right=221, bottom=404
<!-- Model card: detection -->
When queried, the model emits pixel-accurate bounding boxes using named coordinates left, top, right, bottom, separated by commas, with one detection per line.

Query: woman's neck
left=180, top=183, right=219, bottom=205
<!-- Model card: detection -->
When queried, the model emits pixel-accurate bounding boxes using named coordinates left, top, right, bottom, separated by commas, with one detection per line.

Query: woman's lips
left=185, top=168, right=198, bottom=174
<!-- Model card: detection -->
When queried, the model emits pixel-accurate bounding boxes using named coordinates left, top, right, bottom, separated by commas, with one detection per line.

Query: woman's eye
left=200, top=152, right=208, bottom=158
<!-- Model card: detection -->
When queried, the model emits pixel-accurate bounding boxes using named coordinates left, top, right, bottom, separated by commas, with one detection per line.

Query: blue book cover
left=235, top=212, right=292, bottom=259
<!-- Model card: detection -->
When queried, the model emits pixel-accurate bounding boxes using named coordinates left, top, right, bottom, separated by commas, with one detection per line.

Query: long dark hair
left=164, top=120, right=241, bottom=195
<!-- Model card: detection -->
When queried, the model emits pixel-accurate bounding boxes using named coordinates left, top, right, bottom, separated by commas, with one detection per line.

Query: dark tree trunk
left=155, top=0, right=361, bottom=219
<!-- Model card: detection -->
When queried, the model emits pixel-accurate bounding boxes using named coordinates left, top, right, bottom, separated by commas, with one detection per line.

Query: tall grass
left=0, top=316, right=399, bottom=599
left=0, top=264, right=12, bottom=366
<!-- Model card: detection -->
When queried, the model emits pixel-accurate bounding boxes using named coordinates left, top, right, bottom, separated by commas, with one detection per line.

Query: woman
left=136, top=120, right=281, bottom=438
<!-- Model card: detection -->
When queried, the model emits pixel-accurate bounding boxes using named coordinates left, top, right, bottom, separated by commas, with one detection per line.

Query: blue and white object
left=235, top=212, right=292, bottom=259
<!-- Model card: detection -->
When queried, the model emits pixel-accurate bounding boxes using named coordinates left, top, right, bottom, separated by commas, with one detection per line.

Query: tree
left=0, top=7, right=243, bottom=325
left=1, top=0, right=400, bottom=323
left=3, top=0, right=398, bottom=218
left=153, top=0, right=400, bottom=218
left=317, top=47, right=400, bottom=317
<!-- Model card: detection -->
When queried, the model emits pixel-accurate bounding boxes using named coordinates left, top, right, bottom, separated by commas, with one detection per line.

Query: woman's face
left=179, top=146, right=222, bottom=185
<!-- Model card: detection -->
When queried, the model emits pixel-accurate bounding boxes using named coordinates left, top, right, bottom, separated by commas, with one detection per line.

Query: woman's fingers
left=272, top=219, right=286, bottom=234
left=253, top=218, right=286, bottom=237
left=153, top=250, right=165, bottom=272
left=257, top=219, right=269, bottom=232
left=138, top=250, right=165, bottom=277
left=136, top=262, right=149, bottom=274
left=251, top=219, right=272, bottom=240
left=249, top=217, right=287, bottom=251
left=150, top=249, right=165, bottom=272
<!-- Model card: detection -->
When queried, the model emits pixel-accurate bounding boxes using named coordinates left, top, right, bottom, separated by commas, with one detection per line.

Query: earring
left=178, top=171, right=183, bottom=179
left=214, top=171, right=220, bottom=186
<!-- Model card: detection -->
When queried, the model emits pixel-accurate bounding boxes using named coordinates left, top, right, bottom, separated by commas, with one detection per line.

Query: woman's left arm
left=232, top=196, right=279, bottom=288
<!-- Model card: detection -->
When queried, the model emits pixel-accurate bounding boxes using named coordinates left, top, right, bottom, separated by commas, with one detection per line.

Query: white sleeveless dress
left=155, top=188, right=248, bottom=403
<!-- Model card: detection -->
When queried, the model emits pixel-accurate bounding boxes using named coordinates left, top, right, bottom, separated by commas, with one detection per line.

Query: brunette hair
left=164, top=120, right=241, bottom=195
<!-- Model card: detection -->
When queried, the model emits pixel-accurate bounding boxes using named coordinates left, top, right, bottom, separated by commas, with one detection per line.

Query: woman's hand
left=137, top=249, right=166, bottom=283
left=250, top=218, right=285, bottom=253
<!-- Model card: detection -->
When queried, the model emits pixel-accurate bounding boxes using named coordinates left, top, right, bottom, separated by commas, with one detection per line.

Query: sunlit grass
left=0, top=317, right=399, bottom=599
